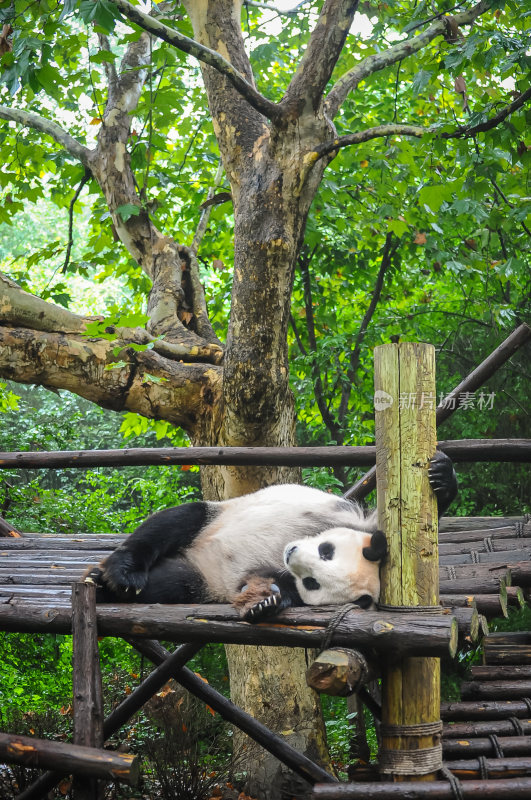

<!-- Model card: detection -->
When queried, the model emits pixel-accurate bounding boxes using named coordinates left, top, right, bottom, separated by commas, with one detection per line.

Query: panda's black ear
left=362, top=530, right=387, bottom=562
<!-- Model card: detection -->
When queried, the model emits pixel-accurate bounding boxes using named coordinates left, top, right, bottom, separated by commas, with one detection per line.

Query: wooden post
left=0, top=514, right=21, bottom=537
left=305, top=648, right=378, bottom=696
left=375, top=342, right=442, bottom=781
left=72, top=582, right=104, bottom=800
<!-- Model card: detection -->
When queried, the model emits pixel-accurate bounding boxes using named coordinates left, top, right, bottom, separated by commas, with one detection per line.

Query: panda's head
left=283, top=527, right=387, bottom=609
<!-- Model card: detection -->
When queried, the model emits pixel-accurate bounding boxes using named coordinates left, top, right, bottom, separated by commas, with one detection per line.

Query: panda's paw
left=428, top=450, right=454, bottom=493
left=232, top=576, right=285, bottom=623
left=243, top=590, right=284, bottom=623
left=96, top=549, right=149, bottom=601
left=84, top=564, right=104, bottom=587
left=429, top=450, right=458, bottom=516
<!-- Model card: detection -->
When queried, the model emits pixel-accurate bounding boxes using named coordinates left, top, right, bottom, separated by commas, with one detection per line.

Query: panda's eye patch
left=302, top=577, right=321, bottom=591
left=318, top=542, right=335, bottom=561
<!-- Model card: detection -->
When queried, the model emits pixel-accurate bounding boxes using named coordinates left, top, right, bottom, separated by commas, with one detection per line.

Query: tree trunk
left=179, top=4, right=340, bottom=793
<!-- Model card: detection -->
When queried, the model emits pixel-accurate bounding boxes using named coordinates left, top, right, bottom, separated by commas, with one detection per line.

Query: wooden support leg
left=129, top=638, right=338, bottom=787
left=72, top=582, right=104, bottom=800
left=375, top=343, right=441, bottom=781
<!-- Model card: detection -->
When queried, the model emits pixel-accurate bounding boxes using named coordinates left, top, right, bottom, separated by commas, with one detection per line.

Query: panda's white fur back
left=185, top=484, right=377, bottom=601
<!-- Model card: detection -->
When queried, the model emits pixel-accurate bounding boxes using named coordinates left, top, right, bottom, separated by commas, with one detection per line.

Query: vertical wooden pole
left=72, top=582, right=104, bottom=800
left=375, top=343, right=441, bottom=781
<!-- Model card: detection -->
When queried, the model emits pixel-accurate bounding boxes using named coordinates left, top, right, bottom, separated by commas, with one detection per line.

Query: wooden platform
left=1, top=514, right=530, bottom=798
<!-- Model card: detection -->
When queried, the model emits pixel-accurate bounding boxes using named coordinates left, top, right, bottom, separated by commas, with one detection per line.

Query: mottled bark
left=180, top=3, right=344, bottom=796
left=0, top=325, right=221, bottom=439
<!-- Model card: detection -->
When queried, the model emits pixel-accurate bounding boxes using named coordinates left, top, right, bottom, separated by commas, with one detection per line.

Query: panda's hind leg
left=85, top=501, right=210, bottom=601
left=233, top=569, right=303, bottom=623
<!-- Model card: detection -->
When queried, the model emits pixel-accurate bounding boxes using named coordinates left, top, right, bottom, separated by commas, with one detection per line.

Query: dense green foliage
left=1, top=0, right=528, bottom=508
left=0, top=383, right=201, bottom=534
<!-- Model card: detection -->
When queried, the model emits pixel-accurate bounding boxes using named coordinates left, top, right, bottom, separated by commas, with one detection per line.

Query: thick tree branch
left=441, top=85, right=531, bottom=138
left=0, top=106, right=91, bottom=166
left=325, top=1, right=489, bottom=118
left=0, top=271, right=223, bottom=364
left=106, top=0, right=280, bottom=120
left=280, top=0, right=359, bottom=114
left=313, top=86, right=531, bottom=161
left=87, top=31, right=155, bottom=272
left=314, top=124, right=425, bottom=160
left=0, top=272, right=88, bottom=334
left=87, top=30, right=221, bottom=351
left=0, top=326, right=222, bottom=435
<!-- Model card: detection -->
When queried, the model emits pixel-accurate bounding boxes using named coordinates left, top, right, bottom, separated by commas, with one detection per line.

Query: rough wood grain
left=0, top=602, right=458, bottom=656
left=375, top=342, right=440, bottom=781
left=0, top=732, right=138, bottom=785
left=72, top=582, right=104, bottom=799
left=313, top=777, right=531, bottom=798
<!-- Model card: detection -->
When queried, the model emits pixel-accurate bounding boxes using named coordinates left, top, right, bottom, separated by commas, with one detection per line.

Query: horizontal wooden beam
left=0, top=732, right=138, bottom=785
left=445, top=756, right=531, bottom=779
left=461, top=679, right=531, bottom=700
left=443, top=720, right=531, bottom=738
left=443, top=736, right=531, bottom=758
left=0, top=439, right=528, bottom=470
left=0, top=603, right=459, bottom=657
left=313, top=777, right=531, bottom=798
left=441, top=699, right=531, bottom=720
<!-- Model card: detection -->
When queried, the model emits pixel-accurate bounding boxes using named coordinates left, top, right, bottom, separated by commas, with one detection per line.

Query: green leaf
left=80, top=0, right=120, bottom=32
left=116, top=204, right=141, bottom=222
left=105, top=360, right=129, bottom=370
left=116, top=313, right=149, bottom=328
left=418, top=184, right=453, bottom=213
left=59, top=0, right=78, bottom=21
left=90, top=50, right=118, bottom=64
left=141, top=373, right=168, bottom=385
left=411, top=69, right=432, bottom=96
left=386, top=218, right=408, bottom=237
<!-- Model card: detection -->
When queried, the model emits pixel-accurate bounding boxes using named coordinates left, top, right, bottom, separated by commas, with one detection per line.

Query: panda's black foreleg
left=429, top=450, right=458, bottom=518
left=134, top=558, right=208, bottom=604
left=233, top=569, right=303, bottom=623
left=85, top=502, right=210, bottom=600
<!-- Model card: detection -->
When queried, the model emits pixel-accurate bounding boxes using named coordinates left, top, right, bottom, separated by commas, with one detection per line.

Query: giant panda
left=86, top=451, right=457, bottom=622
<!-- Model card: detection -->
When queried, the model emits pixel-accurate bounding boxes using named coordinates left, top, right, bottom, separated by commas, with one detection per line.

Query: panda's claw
left=243, top=591, right=284, bottom=623
left=84, top=565, right=104, bottom=587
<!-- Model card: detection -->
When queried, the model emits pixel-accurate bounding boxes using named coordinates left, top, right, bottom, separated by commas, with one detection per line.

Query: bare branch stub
left=280, top=0, right=360, bottom=116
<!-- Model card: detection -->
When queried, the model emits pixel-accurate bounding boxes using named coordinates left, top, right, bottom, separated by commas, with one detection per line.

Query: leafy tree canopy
left=0, top=0, right=529, bottom=497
